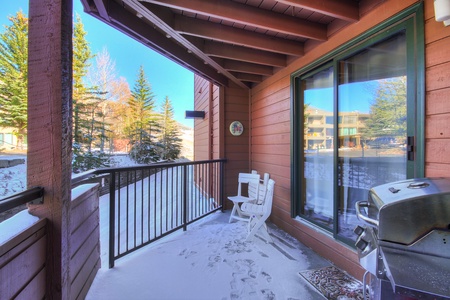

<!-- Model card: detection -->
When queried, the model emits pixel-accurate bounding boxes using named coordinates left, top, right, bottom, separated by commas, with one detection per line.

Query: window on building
left=291, top=5, right=424, bottom=245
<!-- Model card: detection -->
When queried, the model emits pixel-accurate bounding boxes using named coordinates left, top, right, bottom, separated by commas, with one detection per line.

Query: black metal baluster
left=134, top=169, right=137, bottom=248
left=126, top=171, right=130, bottom=251
left=147, top=168, right=151, bottom=242
left=153, top=167, right=157, bottom=239
left=109, top=171, right=116, bottom=268
left=140, top=169, right=144, bottom=246
left=165, top=166, right=169, bottom=231
left=159, top=168, right=163, bottom=235
left=117, top=171, right=122, bottom=256
left=183, top=164, right=187, bottom=231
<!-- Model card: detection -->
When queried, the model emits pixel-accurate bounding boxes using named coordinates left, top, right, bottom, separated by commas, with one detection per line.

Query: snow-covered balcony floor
left=86, top=210, right=336, bottom=300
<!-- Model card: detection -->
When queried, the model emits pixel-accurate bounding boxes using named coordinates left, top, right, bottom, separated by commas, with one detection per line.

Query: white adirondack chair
left=241, top=179, right=275, bottom=242
left=227, top=172, right=260, bottom=223
left=248, top=172, right=270, bottom=205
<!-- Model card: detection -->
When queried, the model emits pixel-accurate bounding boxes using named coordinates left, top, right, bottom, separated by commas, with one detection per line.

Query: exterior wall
left=194, top=76, right=211, bottom=161
left=211, top=84, right=222, bottom=159
left=424, top=0, right=450, bottom=176
left=223, top=83, right=251, bottom=209
left=192, top=0, right=450, bottom=281
left=193, top=75, right=222, bottom=161
left=194, top=75, right=251, bottom=209
left=249, top=0, right=424, bottom=279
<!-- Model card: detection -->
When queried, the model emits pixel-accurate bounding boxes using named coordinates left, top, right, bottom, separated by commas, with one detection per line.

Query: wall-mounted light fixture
left=434, top=0, right=450, bottom=26
left=185, top=110, right=205, bottom=119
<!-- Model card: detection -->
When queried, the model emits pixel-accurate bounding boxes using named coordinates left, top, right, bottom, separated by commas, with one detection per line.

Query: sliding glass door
left=292, top=5, right=424, bottom=244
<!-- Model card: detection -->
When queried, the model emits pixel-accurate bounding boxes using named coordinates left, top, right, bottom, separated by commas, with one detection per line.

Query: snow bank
left=0, top=157, right=26, bottom=198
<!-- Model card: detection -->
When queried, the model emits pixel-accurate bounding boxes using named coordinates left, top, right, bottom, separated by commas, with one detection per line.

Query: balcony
left=87, top=210, right=334, bottom=299
left=1, top=160, right=364, bottom=299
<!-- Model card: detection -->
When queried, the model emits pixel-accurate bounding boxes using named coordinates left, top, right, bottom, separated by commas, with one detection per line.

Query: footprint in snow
left=261, top=271, right=272, bottom=283
left=258, top=251, right=269, bottom=258
left=178, top=248, right=197, bottom=258
left=261, top=289, right=276, bottom=300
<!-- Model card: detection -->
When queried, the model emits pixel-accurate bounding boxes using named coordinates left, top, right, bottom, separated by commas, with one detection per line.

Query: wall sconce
left=185, top=110, right=205, bottom=119
left=434, top=0, right=450, bottom=26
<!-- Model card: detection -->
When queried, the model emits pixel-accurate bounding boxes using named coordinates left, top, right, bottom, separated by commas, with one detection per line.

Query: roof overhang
left=80, top=0, right=365, bottom=89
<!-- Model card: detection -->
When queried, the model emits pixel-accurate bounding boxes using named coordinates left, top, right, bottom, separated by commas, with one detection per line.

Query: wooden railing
left=0, top=187, right=46, bottom=299
left=0, top=183, right=103, bottom=299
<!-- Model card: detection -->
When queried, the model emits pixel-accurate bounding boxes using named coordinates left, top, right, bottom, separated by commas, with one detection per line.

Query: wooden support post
left=27, top=0, right=73, bottom=298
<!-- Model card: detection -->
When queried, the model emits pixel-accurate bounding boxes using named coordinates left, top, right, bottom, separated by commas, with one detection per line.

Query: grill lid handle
left=355, top=201, right=379, bottom=227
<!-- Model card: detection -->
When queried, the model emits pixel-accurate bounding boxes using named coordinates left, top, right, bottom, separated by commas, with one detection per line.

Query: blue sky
left=305, top=81, right=377, bottom=113
left=2, top=0, right=194, bottom=127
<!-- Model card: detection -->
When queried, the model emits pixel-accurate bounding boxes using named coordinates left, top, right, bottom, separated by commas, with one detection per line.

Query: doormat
left=299, top=266, right=365, bottom=300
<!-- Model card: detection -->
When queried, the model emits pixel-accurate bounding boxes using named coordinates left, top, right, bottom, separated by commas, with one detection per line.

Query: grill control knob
left=355, top=238, right=369, bottom=250
left=353, top=225, right=365, bottom=236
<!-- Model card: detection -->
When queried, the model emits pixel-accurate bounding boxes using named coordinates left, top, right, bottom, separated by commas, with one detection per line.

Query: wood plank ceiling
left=81, top=0, right=362, bottom=89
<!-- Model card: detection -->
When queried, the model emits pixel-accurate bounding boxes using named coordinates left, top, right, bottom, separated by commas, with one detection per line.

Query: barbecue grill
left=354, top=178, right=450, bottom=300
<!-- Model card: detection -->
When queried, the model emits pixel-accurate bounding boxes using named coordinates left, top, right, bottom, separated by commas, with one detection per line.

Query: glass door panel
left=302, top=66, right=334, bottom=229
left=337, top=32, right=408, bottom=240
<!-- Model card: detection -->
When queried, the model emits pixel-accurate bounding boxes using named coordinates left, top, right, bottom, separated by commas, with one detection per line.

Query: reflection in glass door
left=337, top=32, right=407, bottom=239
left=301, top=66, right=335, bottom=229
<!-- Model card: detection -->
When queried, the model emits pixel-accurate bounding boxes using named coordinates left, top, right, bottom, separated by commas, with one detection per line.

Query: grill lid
left=367, top=178, right=450, bottom=244
left=369, top=178, right=450, bottom=208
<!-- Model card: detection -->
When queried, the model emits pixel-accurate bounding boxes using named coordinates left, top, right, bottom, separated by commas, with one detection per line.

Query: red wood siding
left=194, top=75, right=223, bottom=161
left=194, top=76, right=211, bottom=161
left=193, top=0, right=450, bottom=281
left=223, top=83, right=251, bottom=208
left=424, top=0, right=450, bottom=176
left=212, top=84, right=222, bottom=159
left=194, top=76, right=251, bottom=209
left=249, top=0, right=422, bottom=279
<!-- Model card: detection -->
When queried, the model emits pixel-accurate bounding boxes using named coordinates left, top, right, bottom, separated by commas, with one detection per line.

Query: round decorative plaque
left=229, top=121, right=244, bottom=136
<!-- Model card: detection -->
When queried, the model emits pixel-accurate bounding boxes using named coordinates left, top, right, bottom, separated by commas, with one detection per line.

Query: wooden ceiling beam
left=99, top=0, right=230, bottom=87
left=92, top=0, right=110, bottom=20
left=277, top=0, right=359, bottom=22
left=174, top=15, right=304, bottom=56
left=222, top=60, right=273, bottom=76
left=231, top=72, right=263, bottom=83
left=203, top=41, right=286, bottom=67
left=142, top=0, right=327, bottom=41
left=119, top=0, right=249, bottom=89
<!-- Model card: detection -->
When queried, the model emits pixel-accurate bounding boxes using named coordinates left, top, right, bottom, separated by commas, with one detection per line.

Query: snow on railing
left=0, top=187, right=43, bottom=244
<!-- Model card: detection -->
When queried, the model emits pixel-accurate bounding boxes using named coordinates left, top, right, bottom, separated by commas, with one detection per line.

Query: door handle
left=407, top=136, right=414, bottom=161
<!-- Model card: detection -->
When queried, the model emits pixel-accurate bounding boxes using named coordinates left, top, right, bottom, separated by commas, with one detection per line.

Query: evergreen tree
left=362, top=77, right=407, bottom=141
left=72, top=15, right=110, bottom=172
left=158, top=96, right=181, bottom=160
left=0, top=11, right=28, bottom=149
left=127, top=66, right=161, bottom=163
left=73, top=14, right=95, bottom=145
left=127, top=65, right=156, bottom=141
